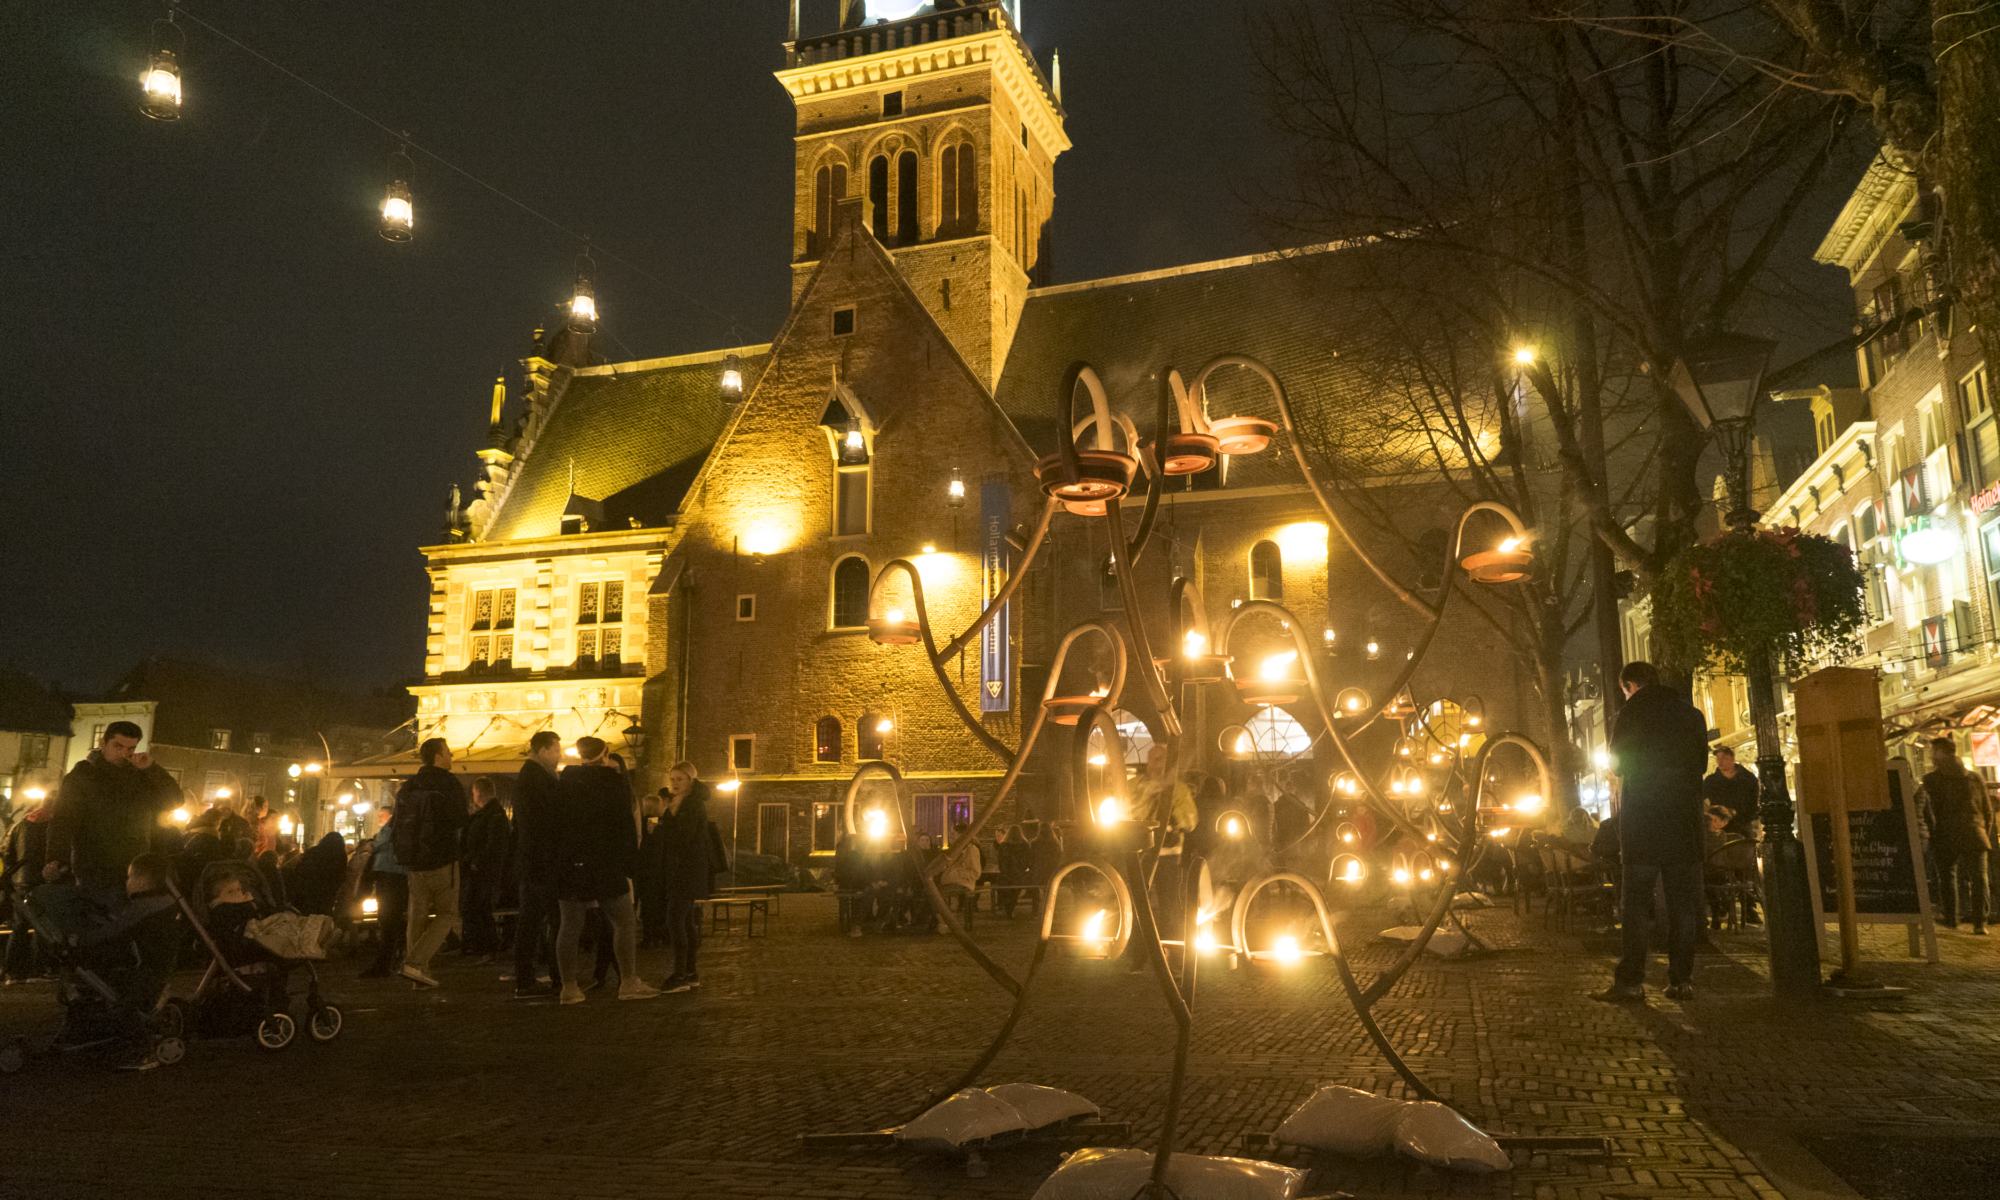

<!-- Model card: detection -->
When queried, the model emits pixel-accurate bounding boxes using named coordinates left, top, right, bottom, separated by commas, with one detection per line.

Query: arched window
left=896, top=151, right=918, bottom=244
left=868, top=155, right=890, bottom=240
left=859, top=711, right=887, bottom=760
left=939, top=142, right=976, bottom=236
left=1250, top=540, right=1283, bottom=600
left=815, top=716, right=843, bottom=764
left=812, top=162, right=846, bottom=256
left=832, top=556, right=870, bottom=629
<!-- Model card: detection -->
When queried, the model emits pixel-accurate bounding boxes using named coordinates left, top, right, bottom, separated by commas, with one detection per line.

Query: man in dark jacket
left=44, top=722, right=179, bottom=903
left=1917, top=735, right=1995, bottom=932
left=655, top=761, right=717, bottom=992
left=393, top=738, right=469, bottom=989
left=458, top=776, right=510, bottom=959
left=1701, top=747, right=1761, bottom=837
left=1595, top=662, right=1709, bottom=1003
left=509, top=731, right=564, bottom=999
left=552, top=736, right=656, bottom=1003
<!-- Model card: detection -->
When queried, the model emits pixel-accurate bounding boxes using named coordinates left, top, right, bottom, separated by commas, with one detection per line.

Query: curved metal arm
left=936, top=493, right=1060, bottom=663
left=868, top=558, right=1016, bottom=765
left=1054, top=361, right=1116, bottom=488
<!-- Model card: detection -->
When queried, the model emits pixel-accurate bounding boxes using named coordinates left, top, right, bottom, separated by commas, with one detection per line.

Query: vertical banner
left=980, top=477, right=1012, bottom=713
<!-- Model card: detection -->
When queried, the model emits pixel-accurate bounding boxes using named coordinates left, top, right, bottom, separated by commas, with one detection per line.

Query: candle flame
left=1259, top=650, right=1299, bottom=681
left=1274, top=936, right=1301, bottom=962
left=1097, top=797, right=1124, bottom=824
left=1082, top=910, right=1109, bottom=942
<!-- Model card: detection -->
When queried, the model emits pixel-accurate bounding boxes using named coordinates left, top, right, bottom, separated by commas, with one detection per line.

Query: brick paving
left=4, top=895, right=1999, bottom=1199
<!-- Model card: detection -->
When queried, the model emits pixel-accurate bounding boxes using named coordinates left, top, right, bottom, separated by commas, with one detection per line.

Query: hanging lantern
left=946, top=466, right=966, bottom=508
left=866, top=607, right=921, bottom=646
left=719, top=353, right=745, bottom=402
left=1334, top=687, right=1371, bottom=717
left=379, top=146, right=415, bottom=242
left=1158, top=430, right=1220, bottom=475
left=1234, top=648, right=1305, bottom=707
left=568, top=247, right=599, bottom=335
left=1332, top=853, right=1366, bottom=884
left=1207, top=415, right=1277, bottom=455
left=141, top=10, right=185, bottom=121
left=1462, top=535, right=1533, bottom=583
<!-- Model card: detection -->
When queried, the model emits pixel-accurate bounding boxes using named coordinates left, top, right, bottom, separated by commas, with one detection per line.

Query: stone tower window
left=812, top=162, right=848, bottom=256
left=868, top=155, right=890, bottom=240
left=896, top=151, right=919, bottom=244
left=815, top=715, right=844, bottom=764
left=832, top=556, right=869, bottom=628
left=1250, top=540, right=1284, bottom=601
left=883, top=90, right=903, bottom=117
left=939, top=142, right=977, bottom=237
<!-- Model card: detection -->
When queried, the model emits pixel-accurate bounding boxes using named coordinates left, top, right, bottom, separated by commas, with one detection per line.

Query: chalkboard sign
left=1804, top=770, right=1924, bottom=916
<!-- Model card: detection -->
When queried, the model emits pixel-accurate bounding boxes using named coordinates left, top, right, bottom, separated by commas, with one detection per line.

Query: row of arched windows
left=809, top=142, right=977, bottom=254
left=814, top=712, right=888, bottom=764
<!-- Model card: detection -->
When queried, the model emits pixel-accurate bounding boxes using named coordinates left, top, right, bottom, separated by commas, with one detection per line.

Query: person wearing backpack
left=393, top=738, right=470, bottom=988
left=553, top=736, right=658, bottom=1003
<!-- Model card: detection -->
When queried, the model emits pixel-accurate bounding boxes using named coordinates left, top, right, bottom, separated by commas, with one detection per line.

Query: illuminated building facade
left=389, top=2, right=1536, bottom=865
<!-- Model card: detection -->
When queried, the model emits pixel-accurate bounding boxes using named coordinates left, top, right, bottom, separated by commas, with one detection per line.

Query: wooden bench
left=707, top=894, right=770, bottom=937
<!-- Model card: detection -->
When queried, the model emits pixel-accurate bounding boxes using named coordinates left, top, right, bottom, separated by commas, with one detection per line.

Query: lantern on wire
left=141, top=7, right=185, bottom=121
left=567, top=244, right=599, bottom=335
left=379, top=145, right=415, bottom=243
left=719, top=352, right=744, bottom=402
left=947, top=466, right=966, bottom=508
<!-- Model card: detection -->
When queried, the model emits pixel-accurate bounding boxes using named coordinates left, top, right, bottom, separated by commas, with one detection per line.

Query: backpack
left=393, top=787, right=461, bottom=871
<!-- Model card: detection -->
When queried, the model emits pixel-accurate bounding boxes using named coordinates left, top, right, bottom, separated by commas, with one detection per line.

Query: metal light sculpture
left=1034, top=363, right=1138, bottom=515
left=141, top=8, right=185, bottom=121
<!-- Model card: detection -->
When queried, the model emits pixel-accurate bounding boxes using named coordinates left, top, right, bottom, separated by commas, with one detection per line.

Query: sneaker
left=399, top=965, right=440, bottom=989
left=1589, top=985, right=1646, bottom=1003
left=559, top=982, right=586, bottom=1006
left=663, top=975, right=698, bottom=994
left=1663, top=983, right=1695, bottom=1000
left=619, top=981, right=662, bottom=1001
left=1975, top=926, right=1990, bottom=936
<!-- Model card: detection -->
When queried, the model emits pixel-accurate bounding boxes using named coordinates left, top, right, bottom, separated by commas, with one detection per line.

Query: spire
left=1052, top=48, right=1062, bottom=105
left=488, top=377, right=506, bottom=431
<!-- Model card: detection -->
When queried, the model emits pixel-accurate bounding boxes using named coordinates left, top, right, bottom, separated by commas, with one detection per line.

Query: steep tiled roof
left=483, top=349, right=769, bottom=543
left=0, top=668, right=71, bottom=736
left=997, top=244, right=1425, bottom=488
left=106, top=658, right=411, bottom=749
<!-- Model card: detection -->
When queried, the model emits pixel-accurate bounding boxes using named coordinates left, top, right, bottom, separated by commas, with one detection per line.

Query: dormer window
left=209, top=729, right=231, bottom=751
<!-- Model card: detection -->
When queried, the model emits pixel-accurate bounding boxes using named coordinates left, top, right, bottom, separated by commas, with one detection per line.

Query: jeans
left=514, top=879, right=559, bottom=986
left=1937, top=846, right=1989, bottom=927
left=404, top=864, right=461, bottom=973
left=665, top=894, right=701, bottom=979
left=1614, top=860, right=1703, bottom=988
left=557, top=892, right=637, bottom=992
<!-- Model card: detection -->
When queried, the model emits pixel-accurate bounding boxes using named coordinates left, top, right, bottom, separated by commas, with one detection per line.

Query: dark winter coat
left=5, top=811, right=50, bottom=893
left=461, top=798, right=512, bottom=878
left=553, top=762, right=638, bottom=902
left=1609, top=684, right=1709, bottom=866
left=1919, top=761, right=1996, bottom=857
left=656, top=783, right=717, bottom=901
left=46, top=751, right=181, bottom=891
left=392, top=765, right=469, bottom=872
left=1702, top=766, right=1761, bottom=835
left=512, top=760, right=563, bottom=886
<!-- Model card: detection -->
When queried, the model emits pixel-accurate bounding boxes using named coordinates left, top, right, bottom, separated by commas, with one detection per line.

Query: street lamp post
left=1671, top=333, right=1822, bottom=999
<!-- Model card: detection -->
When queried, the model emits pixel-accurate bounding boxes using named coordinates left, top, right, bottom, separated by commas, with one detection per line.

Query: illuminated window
left=730, top=735, right=754, bottom=772
left=495, top=635, right=514, bottom=669
left=577, top=582, right=600, bottom=624
left=209, top=729, right=231, bottom=751
left=470, top=589, right=494, bottom=631
left=599, top=629, right=620, bottom=664
left=496, top=588, right=517, bottom=629
left=815, top=716, right=843, bottom=764
left=471, top=637, right=491, bottom=671
left=575, top=629, right=597, bottom=666
left=602, top=582, right=623, bottom=623
left=859, top=711, right=887, bottom=760
left=1250, top=540, right=1283, bottom=600
left=832, top=557, right=869, bottom=628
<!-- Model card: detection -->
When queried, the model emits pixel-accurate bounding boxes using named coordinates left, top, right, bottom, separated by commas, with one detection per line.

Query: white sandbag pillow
left=1032, top=1148, right=1305, bottom=1200
left=1273, top=1085, right=1406, bottom=1157
left=1391, top=1101, right=1512, bottom=1173
left=894, top=1089, right=1030, bottom=1154
left=986, top=1084, right=1099, bottom=1129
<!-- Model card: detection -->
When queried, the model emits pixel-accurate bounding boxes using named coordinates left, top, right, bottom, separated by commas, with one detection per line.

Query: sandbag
left=1391, top=1101, right=1512, bottom=1173
left=1273, top=1084, right=1405, bottom=1156
left=1033, top=1148, right=1304, bottom=1200
left=986, top=1083, right=1099, bottom=1129
left=894, top=1089, right=1029, bottom=1153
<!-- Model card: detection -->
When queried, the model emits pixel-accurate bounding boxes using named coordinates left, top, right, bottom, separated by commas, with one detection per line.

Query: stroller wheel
left=151, top=999, right=188, bottom=1041
left=254, top=1012, right=296, bottom=1052
left=0, top=1040, right=23, bottom=1074
left=152, top=1037, right=186, bottom=1066
left=308, top=1005, right=343, bottom=1042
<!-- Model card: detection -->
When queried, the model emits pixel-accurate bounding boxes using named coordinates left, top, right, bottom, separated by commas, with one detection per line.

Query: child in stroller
left=178, top=860, right=342, bottom=1051
left=5, top=853, right=188, bottom=1072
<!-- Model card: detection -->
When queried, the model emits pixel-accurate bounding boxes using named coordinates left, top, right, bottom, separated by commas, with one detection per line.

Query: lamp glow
left=1273, top=936, right=1301, bottom=962
left=863, top=809, right=889, bottom=838
left=716, top=779, right=741, bottom=792
left=1197, top=927, right=1217, bottom=952
left=362, top=897, right=379, bottom=914
left=25, top=788, right=46, bottom=801
left=1184, top=629, right=1207, bottom=656
left=353, top=802, right=372, bottom=815
left=884, top=609, right=905, bottom=624
left=279, top=816, right=294, bottom=836
left=1082, top=910, right=1109, bottom=943
left=381, top=189, right=414, bottom=241
left=1593, top=749, right=1611, bottom=770
left=1225, top=817, right=1241, bottom=836
left=305, top=763, right=322, bottom=773
left=1235, top=734, right=1252, bottom=755
left=1514, top=347, right=1536, bottom=364
left=216, top=788, right=231, bottom=800
left=876, top=718, right=894, bottom=732
left=1259, top=650, right=1299, bottom=681
left=172, top=808, right=189, bottom=825
left=288, top=764, right=303, bottom=778
left=1514, top=794, right=1544, bottom=814
left=1499, top=537, right=1520, bottom=552
left=1901, top=525, right=1959, bottom=564
left=1089, top=754, right=1107, bottom=765
left=1097, top=797, right=1125, bottom=824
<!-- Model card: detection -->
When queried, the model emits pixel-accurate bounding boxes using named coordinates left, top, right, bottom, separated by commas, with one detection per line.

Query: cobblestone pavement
left=4, top=893, right=1999, bottom=1199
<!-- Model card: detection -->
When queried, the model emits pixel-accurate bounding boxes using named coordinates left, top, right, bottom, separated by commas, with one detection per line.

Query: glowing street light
left=140, top=10, right=184, bottom=121
left=720, top=353, right=745, bottom=402
left=380, top=146, right=415, bottom=242
left=947, top=466, right=965, bottom=508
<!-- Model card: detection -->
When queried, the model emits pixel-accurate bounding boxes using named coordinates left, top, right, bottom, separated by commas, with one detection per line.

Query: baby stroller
left=2, top=880, right=193, bottom=1073
left=166, top=860, right=343, bottom=1052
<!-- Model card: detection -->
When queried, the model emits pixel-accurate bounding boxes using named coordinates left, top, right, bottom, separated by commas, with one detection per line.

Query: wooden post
left=1824, top=723, right=1864, bottom=982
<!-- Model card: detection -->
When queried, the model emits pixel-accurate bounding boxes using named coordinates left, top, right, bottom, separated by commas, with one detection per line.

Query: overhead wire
left=167, top=6, right=746, bottom=331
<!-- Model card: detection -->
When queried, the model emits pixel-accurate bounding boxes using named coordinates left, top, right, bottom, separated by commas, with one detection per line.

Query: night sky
left=2, top=1, right=1291, bottom=696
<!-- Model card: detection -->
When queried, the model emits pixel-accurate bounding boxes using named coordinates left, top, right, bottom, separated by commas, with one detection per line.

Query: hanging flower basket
left=1649, top=527, right=1867, bottom=675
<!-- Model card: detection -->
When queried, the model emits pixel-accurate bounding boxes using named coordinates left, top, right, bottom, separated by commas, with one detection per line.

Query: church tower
left=777, top=1, right=1068, bottom=390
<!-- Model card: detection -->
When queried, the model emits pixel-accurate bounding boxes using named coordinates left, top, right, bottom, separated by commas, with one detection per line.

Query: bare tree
left=1253, top=0, right=1858, bottom=718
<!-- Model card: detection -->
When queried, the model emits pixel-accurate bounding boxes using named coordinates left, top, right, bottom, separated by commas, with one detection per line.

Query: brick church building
left=348, top=1, right=1538, bottom=868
